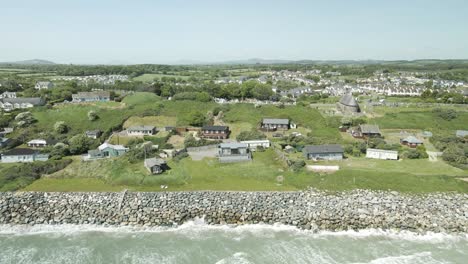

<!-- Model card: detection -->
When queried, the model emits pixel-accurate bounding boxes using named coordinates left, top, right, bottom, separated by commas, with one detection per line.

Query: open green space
left=223, top=103, right=341, bottom=141
left=22, top=149, right=468, bottom=193
left=373, top=110, right=468, bottom=130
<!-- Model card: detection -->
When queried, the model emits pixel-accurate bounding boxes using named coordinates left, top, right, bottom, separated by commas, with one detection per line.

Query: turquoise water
left=0, top=220, right=467, bottom=264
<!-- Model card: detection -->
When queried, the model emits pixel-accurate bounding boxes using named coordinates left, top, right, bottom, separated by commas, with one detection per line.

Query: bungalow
left=400, top=136, right=423, bottom=148
left=303, top=144, right=344, bottom=161
left=84, top=142, right=128, bottom=160
left=366, top=148, right=398, bottom=160
left=456, top=130, right=468, bottom=138
left=1, top=148, right=49, bottom=163
left=0, top=97, right=45, bottom=111
left=261, top=118, right=290, bottom=131
left=240, top=139, right=271, bottom=151
left=218, top=142, right=252, bottom=163
left=71, top=91, right=110, bottom=103
left=200, top=126, right=230, bottom=139
left=27, top=139, right=57, bottom=148
left=358, top=124, right=381, bottom=137
left=35, top=81, right=54, bottom=90
left=0, top=92, right=16, bottom=99
left=144, top=158, right=168, bottom=174
left=127, top=126, right=156, bottom=136
left=85, top=130, right=102, bottom=139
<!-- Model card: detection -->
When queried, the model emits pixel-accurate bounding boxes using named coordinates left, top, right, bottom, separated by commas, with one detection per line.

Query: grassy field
left=372, top=110, right=468, bottom=130
left=21, top=150, right=468, bottom=193
left=15, top=92, right=468, bottom=193
left=123, top=116, right=177, bottom=128
left=23, top=178, right=127, bottom=192
left=310, top=157, right=466, bottom=177
left=223, top=104, right=341, bottom=141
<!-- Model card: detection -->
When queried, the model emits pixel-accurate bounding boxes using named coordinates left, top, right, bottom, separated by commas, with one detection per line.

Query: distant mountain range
left=0, top=59, right=56, bottom=65
left=1, top=58, right=467, bottom=66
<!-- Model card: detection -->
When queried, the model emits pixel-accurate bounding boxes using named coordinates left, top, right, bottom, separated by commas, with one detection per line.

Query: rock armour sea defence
left=0, top=190, right=467, bottom=233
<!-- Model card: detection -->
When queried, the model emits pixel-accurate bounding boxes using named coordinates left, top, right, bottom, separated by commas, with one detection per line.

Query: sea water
left=0, top=219, right=467, bottom=264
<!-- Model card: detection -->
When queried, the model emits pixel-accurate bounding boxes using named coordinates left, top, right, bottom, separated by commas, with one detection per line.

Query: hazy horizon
left=2, top=0, right=468, bottom=64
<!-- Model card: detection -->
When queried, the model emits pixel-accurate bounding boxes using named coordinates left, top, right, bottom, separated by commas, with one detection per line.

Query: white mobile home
left=366, top=148, right=398, bottom=160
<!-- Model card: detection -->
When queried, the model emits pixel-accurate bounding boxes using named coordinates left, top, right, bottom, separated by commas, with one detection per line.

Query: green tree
left=68, top=134, right=95, bottom=154
left=15, top=112, right=36, bottom=128
left=188, top=111, right=206, bottom=127
left=54, top=121, right=68, bottom=134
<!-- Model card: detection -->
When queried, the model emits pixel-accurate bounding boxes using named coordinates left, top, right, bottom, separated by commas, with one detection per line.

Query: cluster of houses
left=0, top=97, right=45, bottom=111
left=71, top=91, right=111, bottom=103
left=53, top=75, right=128, bottom=85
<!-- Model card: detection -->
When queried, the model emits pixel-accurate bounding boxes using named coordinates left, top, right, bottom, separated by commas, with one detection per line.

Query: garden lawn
left=123, top=116, right=177, bottom=128
left=373, top=110, right=468, bottom=130
left=223, top=104, right=341, bottom=142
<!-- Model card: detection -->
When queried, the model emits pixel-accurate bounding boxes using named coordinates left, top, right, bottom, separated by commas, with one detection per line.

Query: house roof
left=202, top=126, right=229, bottom=131
left=219, top=142, right=248, bottom=149
left=402, top=136, right=423, bottom=144
left=339, top=93, right=359, bottom=107
left=262, top=118, right=289, bottom=125
left=98, top=142, right=128, bottom=151
left=0, top=97, right=45, bottom=105
left=303, top=144, right=344, bottom=154
left=27, top=139, right=47, bottom=144
left=144, top=158, right=166, bottom=167
left=366, top=148, right=398, bottom=155
left=27, top=139, right=57, bottom=145
left=456, top=130, right=468, bottom=137
left=2, top=148, right=38, bottom=156
left=127, top=125, right=155, bottom=131
left=359, top=124, right=381, bottom=134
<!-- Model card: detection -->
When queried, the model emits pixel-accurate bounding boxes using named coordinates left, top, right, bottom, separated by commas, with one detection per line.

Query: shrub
left=173, top=152, right=189, bottom=162
left=433, top=108, right=458, bottom=121
left=54, top=121, right=68, bottom=134
left=172, top=92, right=212, bottom=102
left=236, top=130, right=266, bottom=141
left=290, top=159, right=306, bottom=172
left=184, top=134, right=220, bottom=148
left=87, top=110, right=99, bottom=121
left=15, top=112, right=36, bottom=128
left=68, top=134, right=95, bottom=154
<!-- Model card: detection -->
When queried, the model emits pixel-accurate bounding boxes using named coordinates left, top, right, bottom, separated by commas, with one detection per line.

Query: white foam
left=0, top=220, right=466, bottom=244
left=352, top=252, right=440, bottom=264
left=215, top=252, right=253, bottom=264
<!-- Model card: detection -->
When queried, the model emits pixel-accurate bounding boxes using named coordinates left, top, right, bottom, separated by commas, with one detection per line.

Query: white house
left=35, top=81, right=54, bottom=90
left=0, top=92, right=16, bottom=99
left=27, top=139, right=56, bottom=148
left=0, top=97, right=45, bottom=111
left=240, top=139, right=271, bottom=150
left=127, top=126, right=156, bottom=136
left=366, top=148, right=398, bottom=160
left=1, top=148, right=49, bottom=163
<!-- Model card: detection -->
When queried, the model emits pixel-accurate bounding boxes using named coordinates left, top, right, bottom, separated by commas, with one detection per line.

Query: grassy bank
left=22, top=150, right=468, bottom=193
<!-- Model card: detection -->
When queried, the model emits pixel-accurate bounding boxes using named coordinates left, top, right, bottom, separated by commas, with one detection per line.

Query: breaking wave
left=0, top=219, right=466, bottom=264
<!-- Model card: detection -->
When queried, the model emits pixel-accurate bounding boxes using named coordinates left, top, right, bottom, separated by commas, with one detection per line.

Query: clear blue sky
left=2, top=0, right=467, bottom=64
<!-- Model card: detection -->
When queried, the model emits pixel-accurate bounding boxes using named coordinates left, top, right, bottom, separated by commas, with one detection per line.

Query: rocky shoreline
left=0, top=190, right=467, bottom=233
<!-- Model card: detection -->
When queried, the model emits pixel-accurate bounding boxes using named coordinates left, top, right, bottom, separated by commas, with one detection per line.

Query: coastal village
left=0, top=63, right=467, bottom=193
